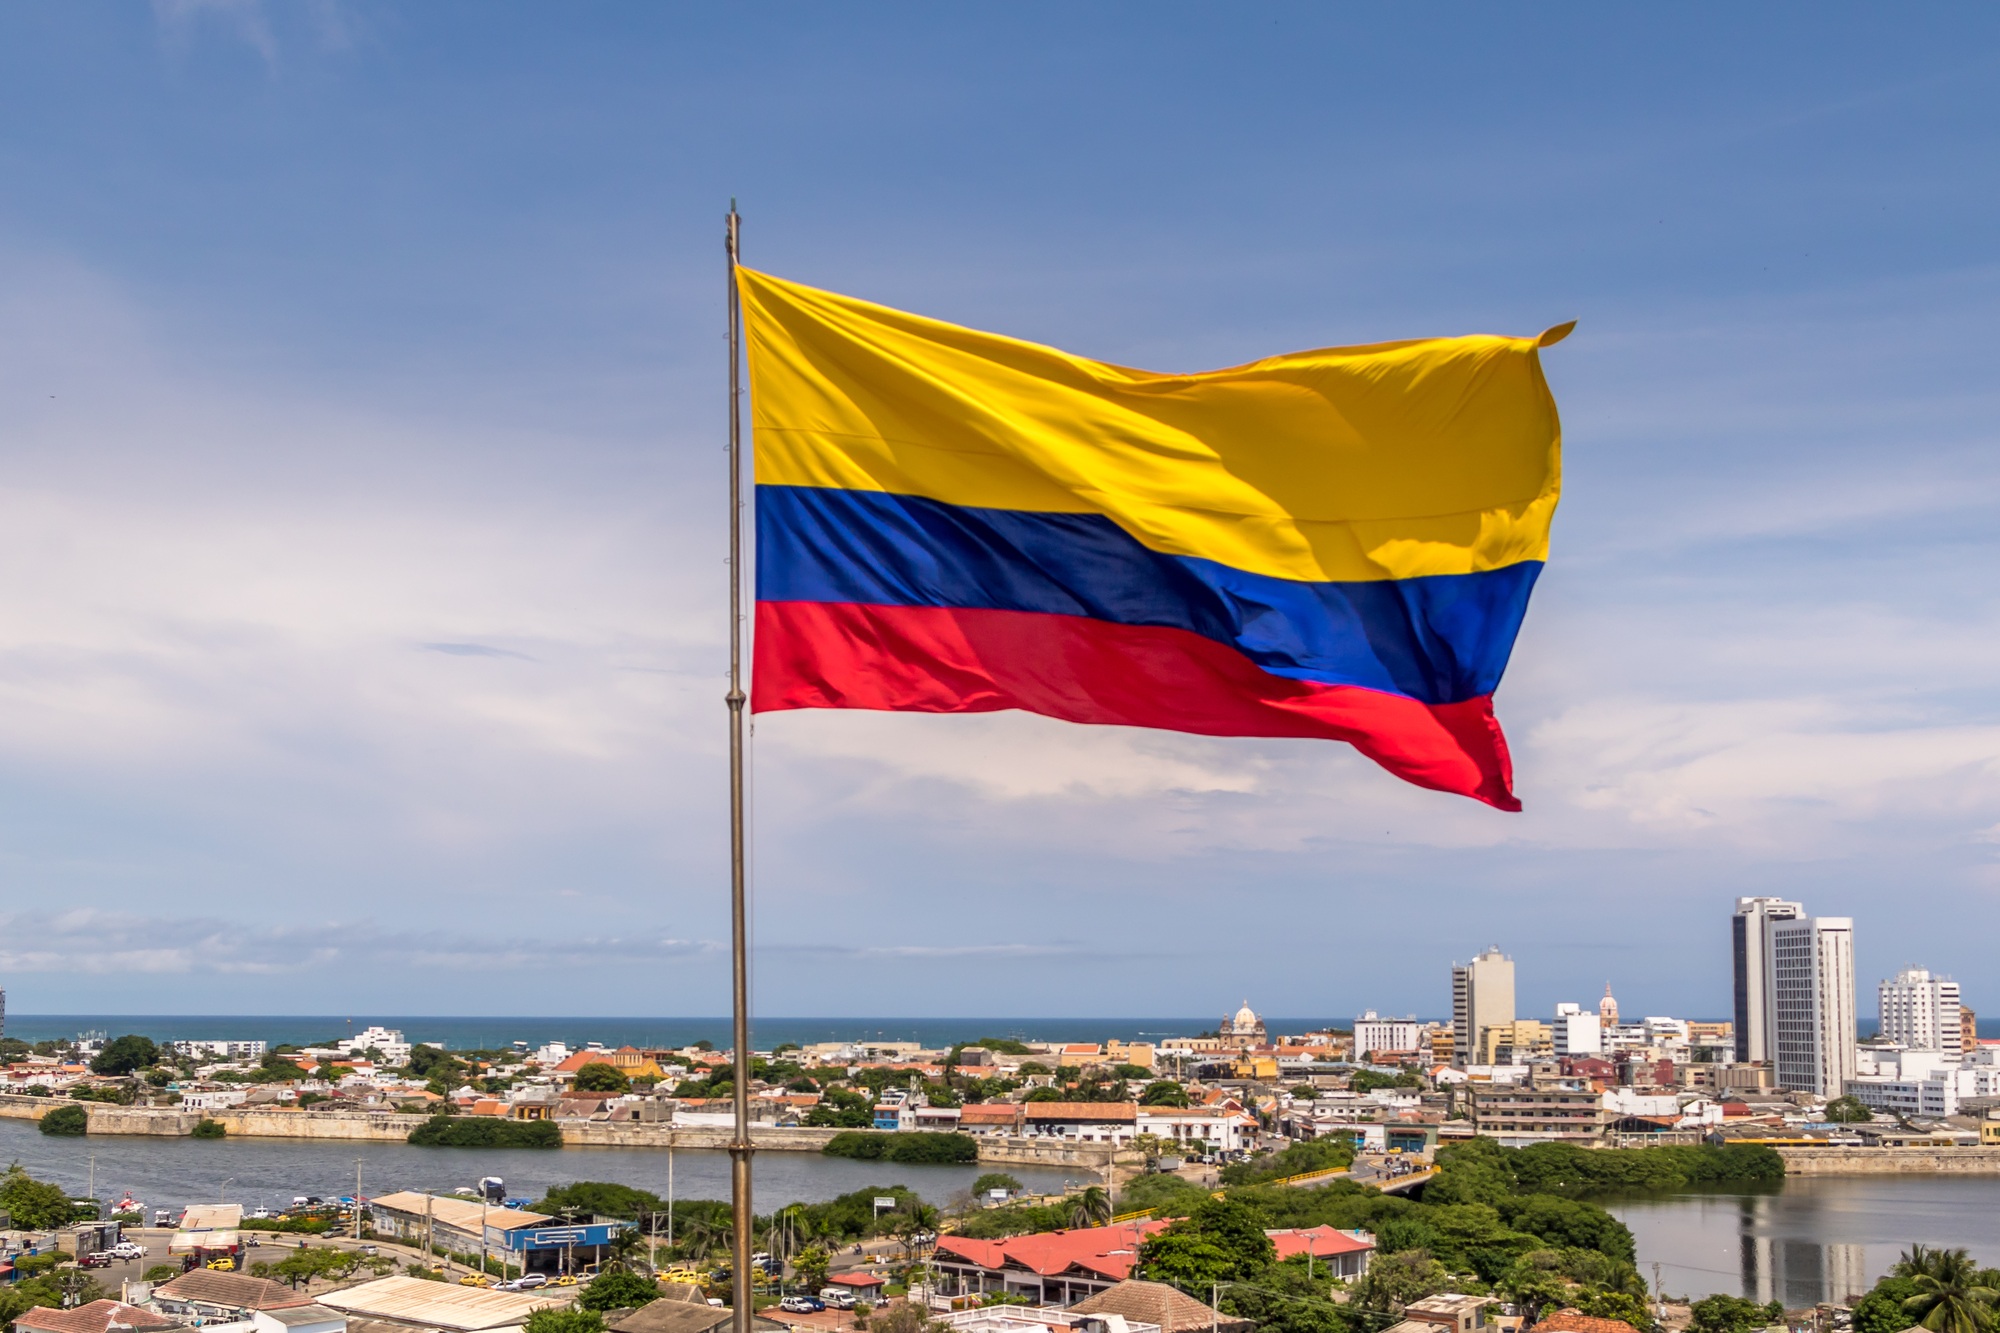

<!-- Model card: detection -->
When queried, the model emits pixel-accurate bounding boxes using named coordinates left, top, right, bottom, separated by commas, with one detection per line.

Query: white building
left=1452, top=948, right=1515, bottom=1070
left=342, top=1027, right=413, bottom=1066
left=1733, top=896, right=1803, bottom=1063
left=1769, top=915, right=1857, bottom=1097
left=1848, top=1044, right=2000, bottom=1118
left=1354, top=1011, right=1422, bottom=1059
left=171, top=1040, right=268, bottom=1060
left=1552, top=1003, right=1602, bottom=1057
left=1879, top=967, right=1962, bottom=1055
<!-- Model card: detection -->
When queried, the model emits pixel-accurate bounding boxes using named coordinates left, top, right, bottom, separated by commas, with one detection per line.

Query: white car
left=109, top=1244, right=148, bottom=1261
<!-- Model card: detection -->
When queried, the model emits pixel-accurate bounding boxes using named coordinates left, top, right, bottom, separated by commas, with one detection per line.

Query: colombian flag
left=741, top=269, right=1566, bottom=810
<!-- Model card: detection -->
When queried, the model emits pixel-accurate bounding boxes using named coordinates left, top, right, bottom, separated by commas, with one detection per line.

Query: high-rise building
left=1553, top=1002, right=1603, bottom=1057
left=1769, top=915, right=1857, bottom=1096
left=1878, top=967, right=1962, bottom=1054
left=1965, top=1006, right=1979, bottom=1047
left=1452, top=947, right=1515, bottom=1068
left=1733, top=896, right=1803, bottom=1062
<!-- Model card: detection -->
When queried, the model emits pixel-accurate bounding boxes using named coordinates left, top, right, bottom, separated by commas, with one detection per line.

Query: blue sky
left=2, top=4, right=1998, bottom=1022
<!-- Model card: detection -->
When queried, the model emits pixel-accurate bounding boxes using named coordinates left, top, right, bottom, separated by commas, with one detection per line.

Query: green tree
left=1139, top=1197, right=1274, bottom=1285
left=38, top=1104, right=89, bottom=1136
left=538, top=1182, right=668, bottom=1221
left=1900, top=1249, right=1998, bottom=1333
left=1690, top=1294, right=1785, bottom=1333
left=142, top=1265, right=180, bottom=1283
left=796, top=1244, right=833, bottom=1293
left=91, top=1034, right=160, bottom=1076
left=192, top=1118, right=228, bottom=1139
left=579, top=1270, right=658, bottom=1311
left=1068, top=1186, right=1113, bottom=1229
left=1135, top=1229, right=1239, bottom=1289
left=524, top=1310, right=606, bottom=1333
left=971, top=1173, right=1023, bottom=1197
left=1141, top=1081, right=1191, bottom=1108
left=1219, top=1255, right=1352, bottom=1333
left=1351, top=1249, right=1449, bottom=1311
left=1824, top=1096, right=1873, bottom=1124
left=1577, top=1289, right=1656, bottom=1331
left=0, top=1166, right=77, bottom=1229
left=1856, top=1278, right=1925, bottom=1333
left=574, top=1063, right=632, bottom=1094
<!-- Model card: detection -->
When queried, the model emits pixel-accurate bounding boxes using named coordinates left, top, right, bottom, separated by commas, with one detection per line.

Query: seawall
left=1774, top=1146, right=2000, bottom=1174
left=0, top=1095, right=1113, bottom=1166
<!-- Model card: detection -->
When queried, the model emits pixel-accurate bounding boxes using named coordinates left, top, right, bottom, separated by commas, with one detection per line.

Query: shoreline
left=0, top=1094, right=1114, bottom=1169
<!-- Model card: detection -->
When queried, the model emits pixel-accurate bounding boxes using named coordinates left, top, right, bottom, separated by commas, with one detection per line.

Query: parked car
left=460, top=1274, right=492, bottom=1288
left=109, top=1243, right=148, bottom=1260
left=500, top=1275, right=550, bottom=1291
left=78, top=1253, right=113, bottom=1270
left=550, top=1275, right=578, bottom=1288
left=779, top=1297, right=825, bottom=1313
left=820, top=1291, right=857, bottom=1310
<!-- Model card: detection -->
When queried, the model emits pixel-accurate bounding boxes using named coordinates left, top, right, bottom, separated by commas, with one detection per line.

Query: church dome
left=1233, top=1001, right=1259, bottom=1030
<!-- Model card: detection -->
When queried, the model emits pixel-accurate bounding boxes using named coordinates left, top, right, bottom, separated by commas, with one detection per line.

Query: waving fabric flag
left=740, top=268, right=1566, bottom=810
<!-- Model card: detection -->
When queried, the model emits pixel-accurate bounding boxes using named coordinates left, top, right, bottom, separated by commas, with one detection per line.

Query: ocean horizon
left=2, top=1013, right=1417, bottom=1051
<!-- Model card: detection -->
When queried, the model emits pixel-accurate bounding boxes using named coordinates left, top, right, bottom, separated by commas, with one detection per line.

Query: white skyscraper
left=1553, top=1002, right=1603, bottom=1057
left=1452, top=947, right=1515, bottom=1068
left=1879, top=967, right=1962, bottom=1054
left=1769, top=915, right=1857, bottom=1096
left=1734, top=896, right=1803, bottom=1063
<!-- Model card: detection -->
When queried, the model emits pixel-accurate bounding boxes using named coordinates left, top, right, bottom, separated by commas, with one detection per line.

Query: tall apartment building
left=1353, top=1012, right=1423, bottom=1059
left=1733, top=896, right=1802, bottom=1062
left=1452, top=947, right=1515, bottom=1068
left=1769, top=915, right=1857, bottom=1097
left=1552, top=1002, right=1603, bottom=1056
left=1878, top=967, right=1962, bottom=1054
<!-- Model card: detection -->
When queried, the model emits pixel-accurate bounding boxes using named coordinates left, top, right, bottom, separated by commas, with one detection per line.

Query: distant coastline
left=0, top=1011, right=1840, bottom=1051
left=1, top=1013, right=1378, bottom=1051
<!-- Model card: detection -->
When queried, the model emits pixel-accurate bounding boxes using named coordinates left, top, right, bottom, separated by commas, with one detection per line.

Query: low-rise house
left=317, top=1276, right=567, bottom=1332
left=1022, top=1102, right=1139, bottom=1144
left=1266, top=1226, right=1373, bottom=1279
left=959, top=1103, right=1026, bottom=1135
left=1066, top=1280, right=1238, bottom=1333
left=151, top=1268, right=311, bottom=1319
left=934, top=1220, right=1170, bottom=1304
left=14, top=1301, right=180, bottom=1333
left=1402, top=1294, right=1501, bottom=1333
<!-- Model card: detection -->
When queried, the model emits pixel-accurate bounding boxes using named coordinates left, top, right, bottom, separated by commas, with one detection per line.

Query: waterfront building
left=1451, top=948, right=1515, bottom=1069
left=1846, top=1047, right=2000, bottom=1118
left=1769, top=915, right=1857, bottom=1097
left=1552, top=1003, right=1603, bottom=1057
left=1355, top=1011, right=1422, bottom=1059
left=1467, top=1082, right=1604, bottom=1144
left=1733, top=896, right=1803, bottom=1062
left=1878, top=967, right=1962, bottom=1055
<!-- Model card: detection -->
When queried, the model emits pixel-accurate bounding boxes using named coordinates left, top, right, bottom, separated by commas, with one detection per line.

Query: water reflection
left=1608, top=1178, right=2000, bottom=1305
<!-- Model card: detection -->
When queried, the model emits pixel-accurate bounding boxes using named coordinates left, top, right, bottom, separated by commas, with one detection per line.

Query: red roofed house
left=1266, top=1226, right=1374, bottom=1280
left=1021, top=1102, right=1139, bottom=1144
left=958, top=1103, right=1025, bottom=1135
left=824, top=1271, right=887, bottom=1298
left=933, top=1220, right=1171, bottom=1303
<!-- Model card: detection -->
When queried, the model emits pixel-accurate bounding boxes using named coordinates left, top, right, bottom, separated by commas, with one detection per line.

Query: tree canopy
left=91, top=1034, right=159, bottom=1076
left=573, top=1063, right=631, bottom=1094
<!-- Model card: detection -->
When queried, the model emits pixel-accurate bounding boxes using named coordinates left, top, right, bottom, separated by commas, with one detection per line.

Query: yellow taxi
left=551, top=1275, right=578, bottom=1287
left=460, top=1274, right=493, bottom=1287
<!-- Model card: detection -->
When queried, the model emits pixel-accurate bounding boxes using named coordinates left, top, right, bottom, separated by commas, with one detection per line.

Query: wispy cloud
left=422, top=643, right=535, bottom=661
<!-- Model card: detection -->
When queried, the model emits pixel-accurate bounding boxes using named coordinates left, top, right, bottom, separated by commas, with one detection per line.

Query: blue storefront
left=486, top=1220, right=631, bottom=1274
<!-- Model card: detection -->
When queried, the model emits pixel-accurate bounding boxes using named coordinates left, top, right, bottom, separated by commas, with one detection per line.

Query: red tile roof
left=1267, top=1227, right=1374, bottom=1261
left=1021, top=1102, right=1139, bottom=1122
left=935, top=1220, right=1169, bottom=1282
left=827, top=1272, right=886, bottom=1288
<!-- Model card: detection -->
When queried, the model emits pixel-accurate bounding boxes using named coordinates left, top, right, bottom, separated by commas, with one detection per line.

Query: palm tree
left=1068, top=1186, right=1112, bottom=1229
left=1900, top=1249, right=1998, bottom=1333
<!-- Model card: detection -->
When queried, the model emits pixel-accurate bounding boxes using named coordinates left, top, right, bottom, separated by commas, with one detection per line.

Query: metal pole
left=355, top=1160, right=363, bottom=1242
left=725, top=200, right=755, bottom=1333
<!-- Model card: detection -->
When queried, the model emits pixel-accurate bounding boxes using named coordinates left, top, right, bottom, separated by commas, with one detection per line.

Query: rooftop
left=316, top=1276, right=567, bottom=1331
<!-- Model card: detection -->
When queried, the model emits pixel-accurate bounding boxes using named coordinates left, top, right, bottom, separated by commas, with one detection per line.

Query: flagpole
left=724, top=200, right=755, bottom=1333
